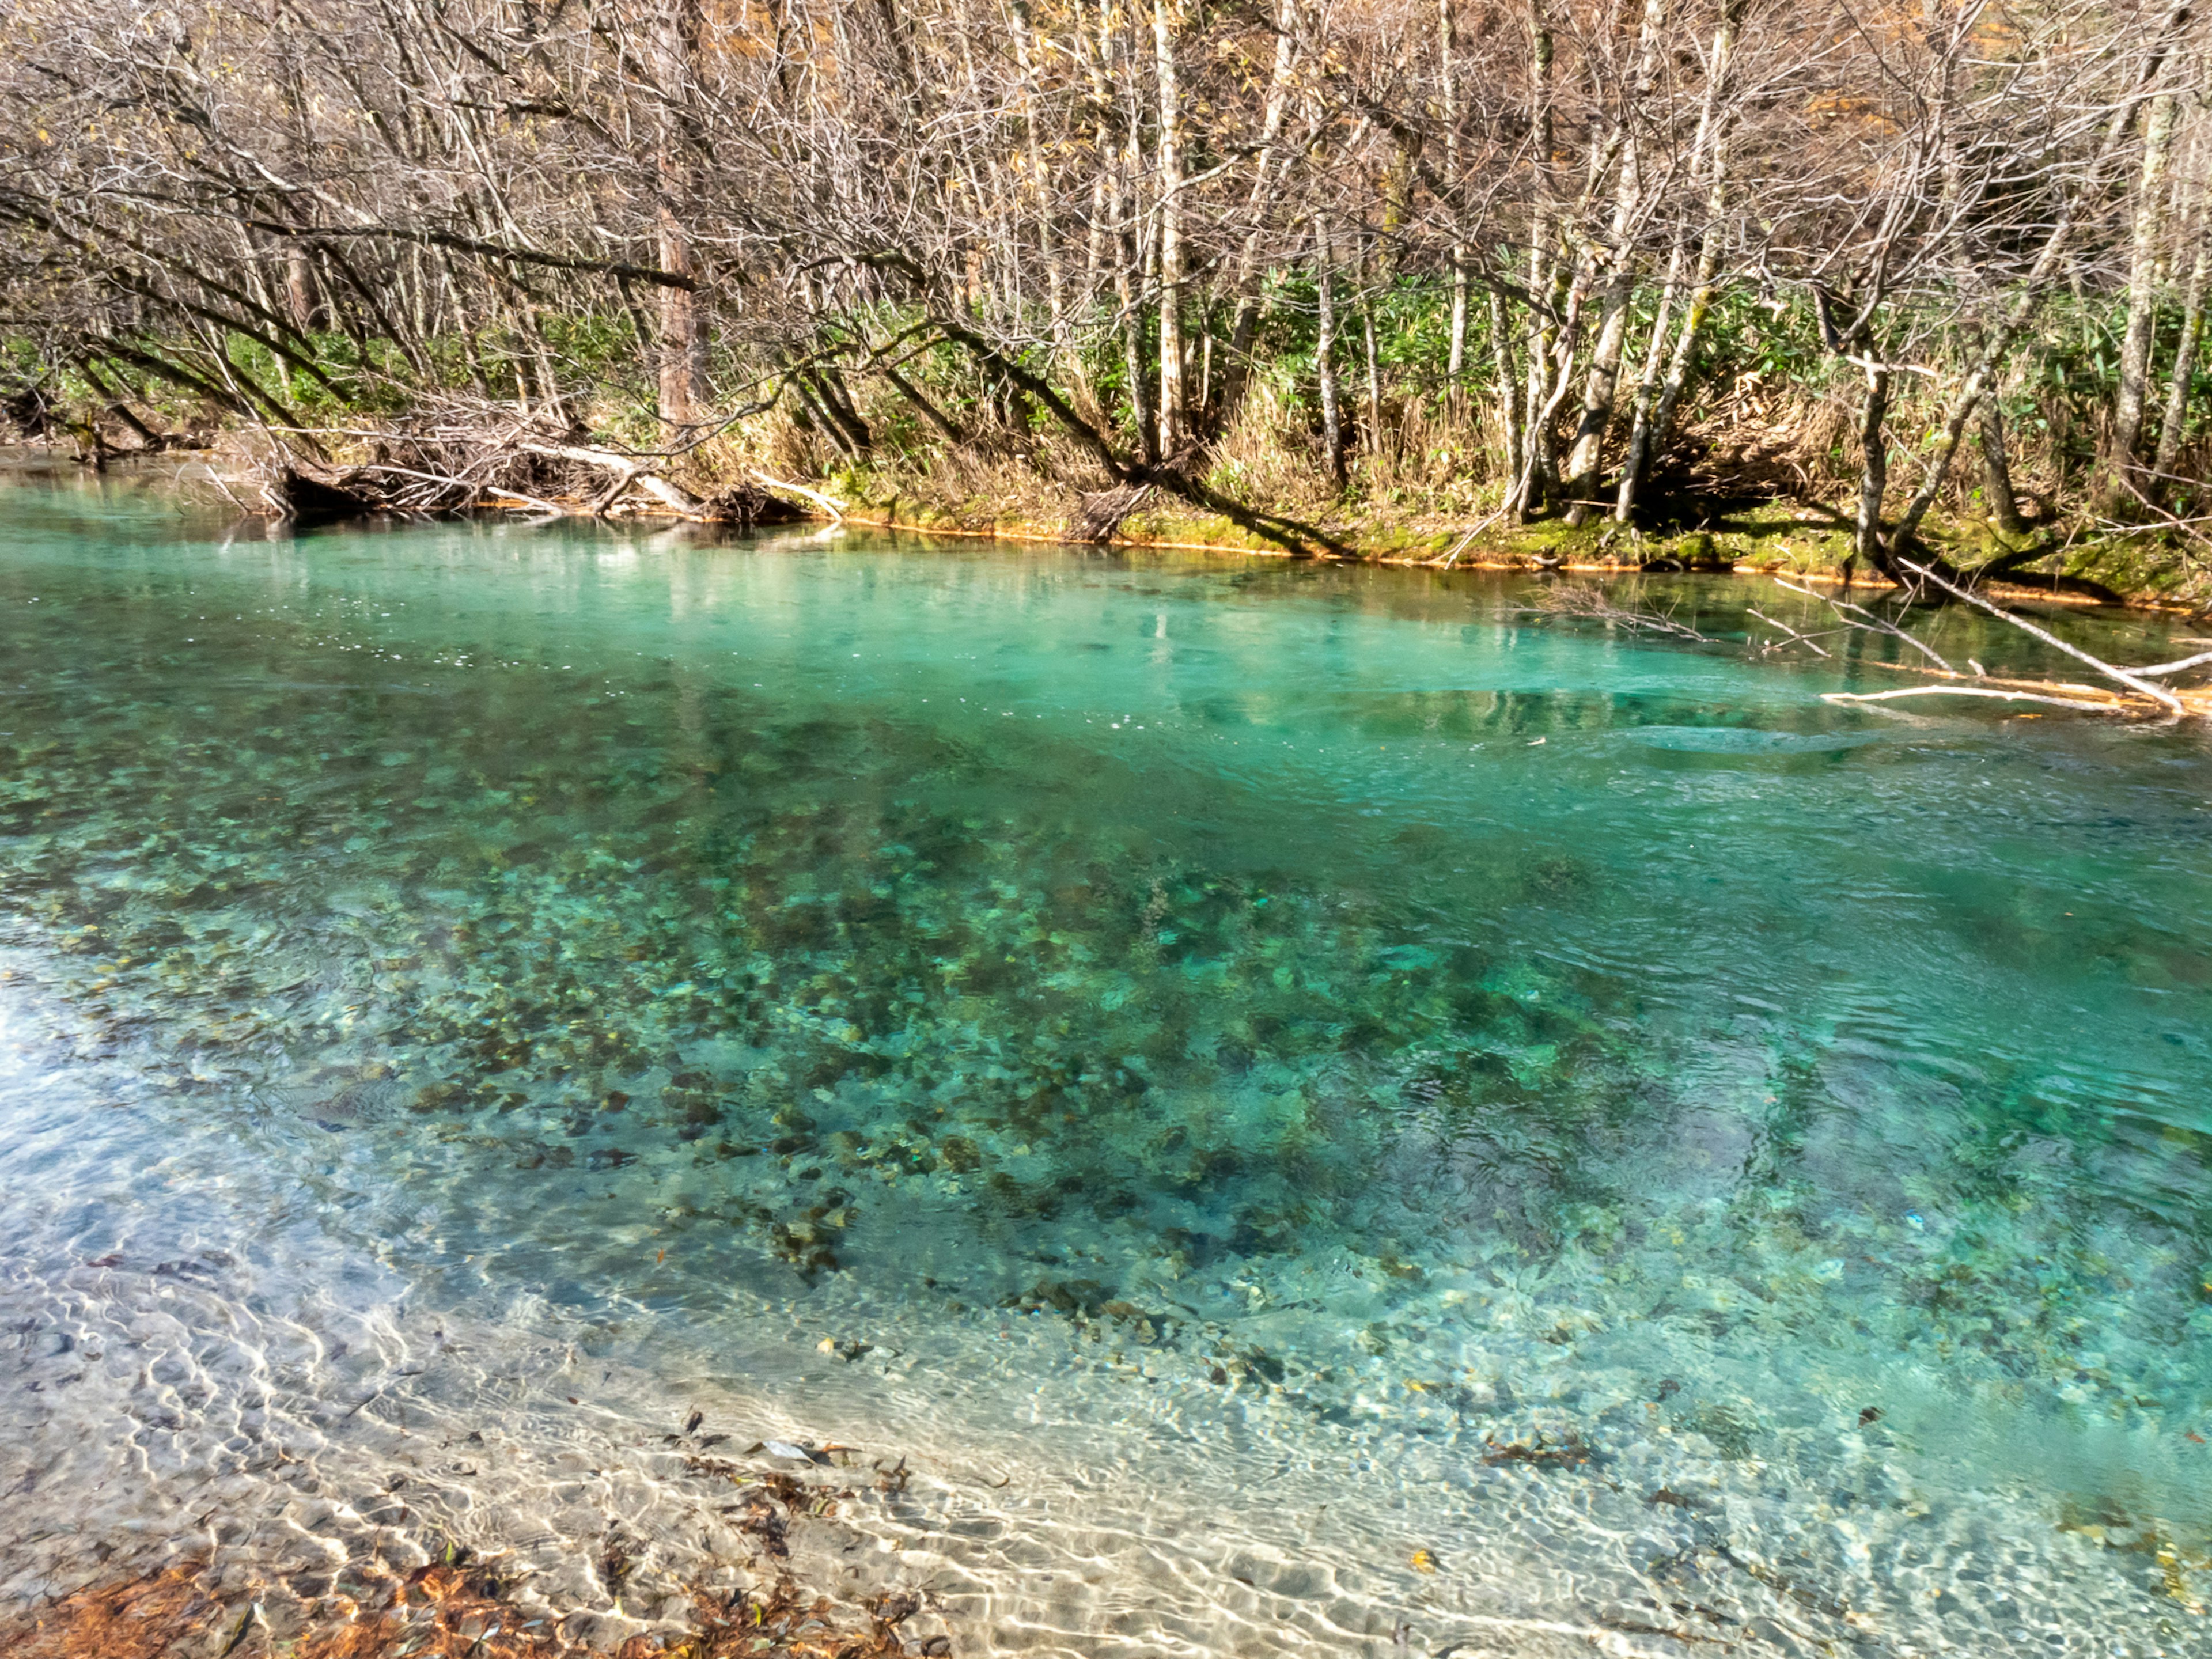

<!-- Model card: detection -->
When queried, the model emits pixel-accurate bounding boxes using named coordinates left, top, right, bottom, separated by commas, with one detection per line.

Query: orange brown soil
left=0, top=1558, right=926, bottom=1659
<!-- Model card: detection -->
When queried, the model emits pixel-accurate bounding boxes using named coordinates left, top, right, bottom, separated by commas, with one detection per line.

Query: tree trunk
left=76, top=358, right=165, bottom=449
left=1615, top=0, right=1741, bottom=522
left=1220, top=0, right=1298, bottom=426
left=1489, top=287, right=1523, bottom=484
left=1358, top=234, right=1384, bottom=457
left=1124, top=169, right=1157, bottom=463
left=884, top=367, right=966, bottom=446
left=2107, top=90, right=2180, bottom=502
left=1448, top=266, right=1469, bottom=417
left=793, top=375, right=859, bottom=462
left=285, top=242, right=321, bottom=332
left=1441, top=0, right=1467, bottom=415
left=2152, top=139, right=2210, bottom=494
left=1560, top=0, right=1668, bottom=524
left=1613, top=243, right=1685, bottom=521
left=809, top=366, right=873, bottom=456
left=1152, top=0, right=1187, bottom=455
left=1516, top=1, right=1556, bottom=518
left=1362, top=297, right=1384, bottom=459
left=1086, top=0, right=1153, bottom=460
left=1855, top=363, right=1892, bottom=566
left=1517, top=256, right=1602, bottom=519
left=1559, top=263, right=1633, bottom=524
left=1979, top=397, right=2030, bottom=535
left=521, top=300, right=571, bottom=429
left=2109, top=92, right=2180, bottom=482
left=1315, top=212, right=1346, bottom=487
left=655, top=0, right=709, bottom=427
left=1007, top=1, right=1067, bottom=363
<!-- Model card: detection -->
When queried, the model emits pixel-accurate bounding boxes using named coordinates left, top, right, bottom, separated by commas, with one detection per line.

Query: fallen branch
left=516, top=441, right=701, bottom=517
left=1894, top=557, right=2184, bottom=714
left=1533, top=581, right=1711, bottom=639
left=1824, top=685, right=2130, bottom=713
left=476, top=487, right=569, bottom=515
left=2132, top=649, right=2212, bottom=677
left=1747, top=606, right=1834, bottom=657
left=1430, top=504, right=1512, bottom=569
left=630, top=474, right=701, bottom=514
left=752, top=471, right=846, bottom=524
left=1771, top=575, right=1953, bottom=670
left=345, top=460, right=548, bottom=512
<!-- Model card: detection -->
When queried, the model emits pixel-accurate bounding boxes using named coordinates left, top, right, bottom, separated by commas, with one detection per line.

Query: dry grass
left=1200, top=381, right=1335, bottom=515
left=661, top=361, right=2204, bottom=585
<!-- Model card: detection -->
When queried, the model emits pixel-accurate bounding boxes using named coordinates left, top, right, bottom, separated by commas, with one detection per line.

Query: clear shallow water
left=3, top=463, right=2212, bottom=1655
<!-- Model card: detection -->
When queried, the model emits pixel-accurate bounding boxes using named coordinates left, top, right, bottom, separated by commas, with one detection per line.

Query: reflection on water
left=3, top=464, right=2211, bottom=1654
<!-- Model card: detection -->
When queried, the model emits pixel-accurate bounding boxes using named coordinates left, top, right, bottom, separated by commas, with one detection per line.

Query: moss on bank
left=833, top=478, right=2191, bottom=607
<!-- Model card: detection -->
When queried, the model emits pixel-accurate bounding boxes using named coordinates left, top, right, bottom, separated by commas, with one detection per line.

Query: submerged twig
left=1746, top=607, right=1833, bottom=657
left=177, top=461, right=250, bottom=514
left=1532, top=581, right=1710, bottom=639
left=1771, top=575, right=1953, bottom=670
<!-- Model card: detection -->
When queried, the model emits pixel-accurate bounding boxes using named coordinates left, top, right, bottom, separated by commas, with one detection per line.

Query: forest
left=1, top=0, right=2207, bottom=589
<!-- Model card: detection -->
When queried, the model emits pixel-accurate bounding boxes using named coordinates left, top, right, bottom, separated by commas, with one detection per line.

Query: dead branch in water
left=1747, top=606, right=1835, bottom=658
left=1894, top=558, right=2184, bottom=714
left=1770, top=576, right=1954, bottom=671
left=750, top=472, right=847, bottom=524
left=2131, top=649, right=2212, bottom=677
left=1532, top=581, right=1713, bottom=641
left=1821, top=684, right=2133, bottom=714
left=1763, top=574, right=2208, bottom=718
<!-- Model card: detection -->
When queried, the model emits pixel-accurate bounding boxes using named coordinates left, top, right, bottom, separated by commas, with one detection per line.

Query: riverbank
left=828, top=474, right=2205, bottom=609
left=8, top=434, right=2205, bottom=612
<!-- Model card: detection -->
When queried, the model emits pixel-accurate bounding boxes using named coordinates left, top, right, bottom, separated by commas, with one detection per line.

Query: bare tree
left=0, top=0, right=2198, bottom=566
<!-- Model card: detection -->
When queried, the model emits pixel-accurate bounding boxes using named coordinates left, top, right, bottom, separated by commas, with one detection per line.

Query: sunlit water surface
left=4, top=464, right=2211, bottom=1657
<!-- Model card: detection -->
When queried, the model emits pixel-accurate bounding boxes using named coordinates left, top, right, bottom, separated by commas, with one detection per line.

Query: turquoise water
left=3, top=463, right=2211, bottom=1654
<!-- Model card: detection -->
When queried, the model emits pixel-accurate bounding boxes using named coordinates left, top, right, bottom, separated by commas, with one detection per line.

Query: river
left=3, top=461, right=2209, bottom=1656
